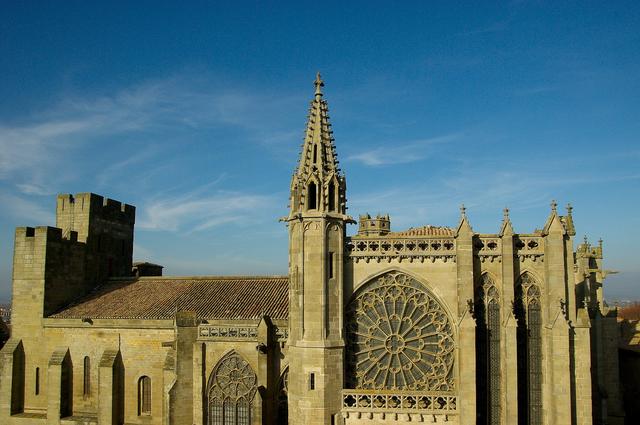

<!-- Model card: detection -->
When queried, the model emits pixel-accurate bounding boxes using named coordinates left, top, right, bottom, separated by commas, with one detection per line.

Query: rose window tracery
left=346, top=271, right=455, bottom=391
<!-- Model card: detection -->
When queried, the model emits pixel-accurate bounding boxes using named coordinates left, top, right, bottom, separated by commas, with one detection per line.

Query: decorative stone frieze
left=346, top=237, right=456, bottom=263
left=515, top=236, right=544, bottom=262
left=342, top=390, right=457, bottom=414
left=197, top=325, right=257, bottom=340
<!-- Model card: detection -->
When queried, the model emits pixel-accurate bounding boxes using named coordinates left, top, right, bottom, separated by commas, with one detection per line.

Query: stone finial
left=551, top=199, right=558, bottom=213
left=460, top=204, right=467, bottom=218
left=499, top=207, right=514, bottom=236
left=583, top=235, right=589, bottom=246
left=598, top=238, right=603, bottom=249
left=314, top=72, right=324, bottom=97
left=566, top=203, right=573, bottom=215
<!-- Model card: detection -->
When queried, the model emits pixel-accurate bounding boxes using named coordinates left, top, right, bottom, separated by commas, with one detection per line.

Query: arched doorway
left=207, top=351, right=257, bottom=425
left=345, top=271, right=455, bottom=391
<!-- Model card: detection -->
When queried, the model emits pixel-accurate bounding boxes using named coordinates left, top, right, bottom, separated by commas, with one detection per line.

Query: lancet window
left=515, top=272, right=542, bottom=425
left=207, top=352, right=257, bottom=425
left=475, top=274, right=501, bottom=425
left=345, top=271, right=455, bottom=391
left=307, top=181, right=317, bottom=210
left=328, top=181, right=336, bottom=211
left=138, top=376, right=151, bottom=415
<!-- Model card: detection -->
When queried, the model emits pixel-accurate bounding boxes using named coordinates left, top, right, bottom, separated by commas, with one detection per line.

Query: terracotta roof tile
left=50, top=276, right=289, bottom=320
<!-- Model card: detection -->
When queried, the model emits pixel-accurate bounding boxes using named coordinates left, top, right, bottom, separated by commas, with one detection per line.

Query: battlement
left=15, top=226, right=80, bottom=244
left=357, top=213, right=391, bottom=236
left=57, top=193, right=135, bottom=224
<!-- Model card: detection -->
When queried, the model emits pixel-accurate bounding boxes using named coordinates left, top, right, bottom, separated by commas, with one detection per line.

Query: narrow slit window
left=309, top=373, right=315, bottom=390
left=313, top=144, right=318, bottom=163
left=83, top=356, right=90, bottom=397
left=328, top=252, right=334, bottom=279
left=35, top=367, right=39, bottom=395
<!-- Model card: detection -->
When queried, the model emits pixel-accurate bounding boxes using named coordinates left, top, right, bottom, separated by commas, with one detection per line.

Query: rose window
left=210, top=353, right=257, bottom=401
left=346, top=271, right=455, bottom=391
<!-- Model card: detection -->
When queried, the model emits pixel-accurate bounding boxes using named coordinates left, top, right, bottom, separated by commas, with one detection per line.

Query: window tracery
left=515, top=272, right=542, bottom=425
left=346, top=271, right=455, bottom=391
left=475, top=274, right=501, bottom=425
left=208, top=352, right=257, bottom=425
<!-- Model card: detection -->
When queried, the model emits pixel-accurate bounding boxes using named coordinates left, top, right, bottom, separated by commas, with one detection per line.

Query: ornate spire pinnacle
left=460, top=204, right=467, bottom=218
left=289, top=74, right=346, bottom=216
left=551, top=199, right=558, bottom=213
left=564, top=202, right=576, bottom=236
left=314, top=72, right=324, bottom=98
left=503, top=207, right=509, bottom=220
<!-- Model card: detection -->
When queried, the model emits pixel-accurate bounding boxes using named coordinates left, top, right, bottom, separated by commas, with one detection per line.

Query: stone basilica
left=0, top=75, right=624, bottom=425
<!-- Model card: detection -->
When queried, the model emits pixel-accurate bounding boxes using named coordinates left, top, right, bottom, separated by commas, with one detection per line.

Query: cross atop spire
left=314, top=72, right=324, bottom=98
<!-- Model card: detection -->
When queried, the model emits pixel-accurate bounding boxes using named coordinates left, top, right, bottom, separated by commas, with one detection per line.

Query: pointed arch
left=207, top=351, right=257, bottom=425
left=515, top=272, right=543, bottom=425
left=475, top=272, right=501, bottom=425
left=306, top=178, right=318, bottom=211
left=325, top=173, right=340, bottom=213
left=345, top=270, right=455, bottom=391
left=351, top=268, right=455, bottom=319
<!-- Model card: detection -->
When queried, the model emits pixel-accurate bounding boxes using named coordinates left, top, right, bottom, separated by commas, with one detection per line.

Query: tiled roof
left=50, top=276, right=289, bottom=320
left=388, top=225, right=454, bottom=237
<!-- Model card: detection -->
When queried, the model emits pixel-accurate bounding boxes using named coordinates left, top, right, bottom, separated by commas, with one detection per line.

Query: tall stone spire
left=295, top=72, right=340, bottom=179
left=290, top=73, right=346, bottom=216
left=286, top=74, right=349, bottom=425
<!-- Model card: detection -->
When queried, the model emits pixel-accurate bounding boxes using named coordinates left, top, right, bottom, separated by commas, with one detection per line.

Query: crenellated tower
left=286, top=74, right=350, bottom=425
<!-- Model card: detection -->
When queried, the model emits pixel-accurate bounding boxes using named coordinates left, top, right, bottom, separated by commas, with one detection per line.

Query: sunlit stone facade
left=0, top=76, right=624, bottom=425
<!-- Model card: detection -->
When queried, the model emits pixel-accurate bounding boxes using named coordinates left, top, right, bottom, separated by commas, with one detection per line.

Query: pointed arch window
left=207, top=352, right=257, bottom=425
left=307, top=181, right=317, bottom=210
left=475, top=274, right=501, bottom=425
left=138, top=376, right=151, bottom=416
left=515, top=273, right=542, bottom=425
left=328, top=181, right=336, bottom=212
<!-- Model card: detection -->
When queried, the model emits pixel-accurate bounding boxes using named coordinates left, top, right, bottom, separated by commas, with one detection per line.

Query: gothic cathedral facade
left=0, top=76, right=624, bottom=425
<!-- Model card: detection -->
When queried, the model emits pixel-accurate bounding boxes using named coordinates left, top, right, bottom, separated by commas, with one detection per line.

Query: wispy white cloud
left=138, top=180, right=277, bottom=232
left=346, top=133, right=461, bottom=166
left=0, top=191, right=53, bottom=224
left=0, top=74, right=303, bottom=193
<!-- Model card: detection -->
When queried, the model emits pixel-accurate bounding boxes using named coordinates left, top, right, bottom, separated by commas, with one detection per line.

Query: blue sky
left=1, top=1, right=639, bottom=301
